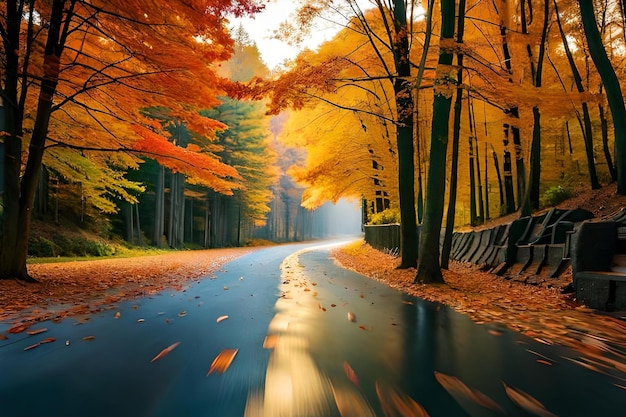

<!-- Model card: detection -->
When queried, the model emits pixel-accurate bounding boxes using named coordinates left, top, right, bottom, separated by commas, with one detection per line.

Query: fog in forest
left=320, top=199, right=363, bottom=237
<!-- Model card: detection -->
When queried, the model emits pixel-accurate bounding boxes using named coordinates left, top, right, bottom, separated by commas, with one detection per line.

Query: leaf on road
left=24, top=342, right=40, bottom=351
left=207, top=348, right=238, bottom=375
left=151, top=342, right=181, bottom=363
left=8, top=323, right=30, bottom=334
left=434, top=371, right=503, bottom=414
left=502, top=381, right=557, bottom=417
left=24, top=337, right=56, bottom=351
left=263, top=335, right=278, bottom=349
left=27, top=328, right=48, bottom=336
left=376, top=380, right=430, bottom=417
left=343, top=361, right=359, bottom=386
left=216, top=315, right=229, bottom=323
left=332, top=383, right=376, bottom=417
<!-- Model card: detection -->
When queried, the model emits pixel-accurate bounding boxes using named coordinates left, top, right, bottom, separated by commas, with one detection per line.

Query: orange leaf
left=434, top=371, right=503, bottom=413
left=375, top=380, right=430, bottom=417
left=151, top=342, right=181, bottom=363
left=27, top=328, right=48, bottom=336
left=8, top=324, right=30, bottom=334
left=502, top=381, right=557, bottom=417
left=263, top=335, right=278, bottom=349
left=207, top=348, right=238, bottom=375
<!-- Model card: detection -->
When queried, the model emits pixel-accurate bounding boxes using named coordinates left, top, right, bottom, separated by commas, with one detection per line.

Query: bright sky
left=232, top=0, right=356, bottom=70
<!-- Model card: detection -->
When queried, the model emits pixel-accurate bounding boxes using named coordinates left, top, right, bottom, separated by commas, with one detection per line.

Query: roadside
left=0, top=247, right=255, bottom=328
left=332, top=241, right=626, bottom=376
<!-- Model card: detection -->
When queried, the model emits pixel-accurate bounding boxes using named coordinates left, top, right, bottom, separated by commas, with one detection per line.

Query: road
left=1, top=240, right=624, bottom=416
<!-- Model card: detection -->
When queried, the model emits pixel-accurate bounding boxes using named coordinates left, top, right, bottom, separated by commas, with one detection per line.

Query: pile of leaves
left=0, top=248, right=252, bottom=326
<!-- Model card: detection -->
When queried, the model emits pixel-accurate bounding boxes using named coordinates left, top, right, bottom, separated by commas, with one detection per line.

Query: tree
left=578, top=0, right=626, bottom=195
left=0, top=0, right=262, bottom=281
left=414, top=0, right=455, bottom=284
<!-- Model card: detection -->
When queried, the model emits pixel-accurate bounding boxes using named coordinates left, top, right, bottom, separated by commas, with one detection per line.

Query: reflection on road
left=249, top=245, right=431, bottom=417
left=247, top=243, right=625, bottom=417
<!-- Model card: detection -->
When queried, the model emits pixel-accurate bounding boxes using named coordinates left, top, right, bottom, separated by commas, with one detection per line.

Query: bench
left=573, top=221, right=626, bottom=311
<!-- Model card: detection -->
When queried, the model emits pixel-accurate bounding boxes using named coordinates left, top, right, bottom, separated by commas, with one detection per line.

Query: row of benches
left=450, top=207, right=626, bottom=311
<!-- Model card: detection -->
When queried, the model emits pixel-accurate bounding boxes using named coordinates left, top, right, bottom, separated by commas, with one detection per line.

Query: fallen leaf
left=502, top=381, right=557, bottom=417
left=434, top=371, right=503, bottom=414
left=376, top=380, right=430, bottom=417
left=27, top=328, right=48, bottom=336
left=207, top=348, right=238, bottom=375
left=263, top=335, right=278, bottom=349
left=24, top=342, right=40, bottom=351
left=216, top=315, right=229, bottom=323
left=8, top=324, right=31, bottom=334
left=332, top=383, right=376, bottom=417
left=344, top=361, right=359, bottom=386
left=151, top=342, right=181, bottom=362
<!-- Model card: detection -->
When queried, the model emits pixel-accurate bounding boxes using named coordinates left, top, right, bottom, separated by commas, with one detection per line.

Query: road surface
left=1, top=240, right=624, bottom=416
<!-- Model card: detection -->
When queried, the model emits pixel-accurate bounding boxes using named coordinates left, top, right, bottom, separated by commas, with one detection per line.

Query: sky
left=231, top=0, right=357, bottom=70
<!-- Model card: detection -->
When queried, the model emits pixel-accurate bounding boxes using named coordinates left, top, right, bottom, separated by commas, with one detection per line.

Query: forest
left=0, top=0, right=625, bottom=283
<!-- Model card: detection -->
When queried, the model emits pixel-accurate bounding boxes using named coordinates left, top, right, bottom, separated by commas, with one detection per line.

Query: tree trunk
left=554, top=0, right=600, bottom=189
left=393, top=0, right=418, bottom=268
left=599, top=103, right=617, bottom=181
left=0, top=0, right=67, bottom=281
left=441, top=0, right=467, bottom=270
left=521, top=0, right=549, bottom=216
left=579, top=1, right=626, bottom=194
left=415, top=0, right=455, bottom=284
left=153, top=165, right=165, bottom=246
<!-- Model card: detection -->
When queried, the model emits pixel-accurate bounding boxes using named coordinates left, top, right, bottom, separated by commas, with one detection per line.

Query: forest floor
left=1, top=184, right=625, bottom=365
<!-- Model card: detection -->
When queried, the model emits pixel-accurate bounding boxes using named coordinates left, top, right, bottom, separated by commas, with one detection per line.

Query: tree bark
left=415, top=0, right=455, bottom=284
left=579, top=1, right=626, bottom=194
left=392, top=0, right=418, bottom=268
left=441, top=0, right=467, bottom=270
left=0, top=0, right=69, bottom=281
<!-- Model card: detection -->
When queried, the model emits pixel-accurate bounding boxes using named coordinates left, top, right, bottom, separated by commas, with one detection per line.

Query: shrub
left=29, top=237, right=62, bottom=257
left=541, top=185, right=573, bottom=207
left=369, top=209, right=400, bottom=225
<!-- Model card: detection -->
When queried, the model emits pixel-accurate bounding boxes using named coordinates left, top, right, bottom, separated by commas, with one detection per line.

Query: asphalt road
left=1, top=240, right=624, bottom=416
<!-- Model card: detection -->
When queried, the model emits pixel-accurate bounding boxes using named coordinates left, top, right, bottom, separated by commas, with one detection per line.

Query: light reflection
left=246, top=249, right=336, bottom=416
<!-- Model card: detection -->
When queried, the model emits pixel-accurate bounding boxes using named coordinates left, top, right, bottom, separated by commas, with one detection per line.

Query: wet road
left=1, top=240, right=624, bottom=416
